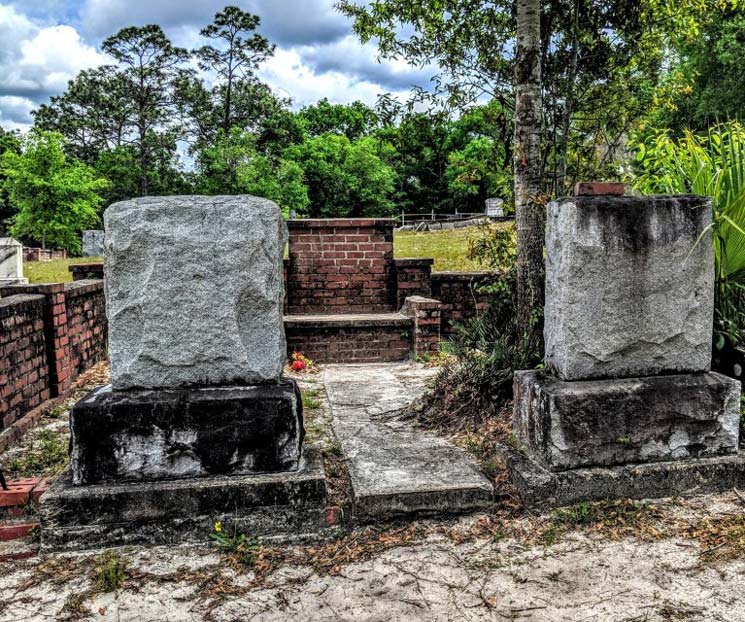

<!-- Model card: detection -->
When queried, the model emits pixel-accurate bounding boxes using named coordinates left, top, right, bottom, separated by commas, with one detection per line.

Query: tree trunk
left=513, top=0, right=545, bottom=354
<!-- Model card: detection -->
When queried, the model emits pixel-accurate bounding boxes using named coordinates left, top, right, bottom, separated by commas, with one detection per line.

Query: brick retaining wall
left=286, top=219, right=396, bottom=314
left=65, top=281, right=108, bottom=375
left=431, top=272, right=495, bottom=335
left=285, top=314, right=412, bottom=363
left=0, top=295, right=49, bottom=429
left=0, top=280, right=106, bottom=431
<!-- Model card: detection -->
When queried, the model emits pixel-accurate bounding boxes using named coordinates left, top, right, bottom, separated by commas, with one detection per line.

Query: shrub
left=410, top=223, right=539, bottom=429
left=632, top=123, right=745, bottom=352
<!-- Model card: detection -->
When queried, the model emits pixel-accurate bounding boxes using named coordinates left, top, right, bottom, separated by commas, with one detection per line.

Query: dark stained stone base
left=513, top=370, right=740, bottom=471
left=40, top=447, right=330, bottom=551
left=496, top=442, right=745, bottom=512
left=70, top=380, right=304, bottom=485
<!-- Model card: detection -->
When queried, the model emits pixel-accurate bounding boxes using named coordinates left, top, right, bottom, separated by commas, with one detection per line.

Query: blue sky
left=0, top=0, right=435, bottom=130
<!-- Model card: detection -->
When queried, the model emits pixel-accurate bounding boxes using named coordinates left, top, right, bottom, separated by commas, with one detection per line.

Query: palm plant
left=633, top=122, right=745, bottom=350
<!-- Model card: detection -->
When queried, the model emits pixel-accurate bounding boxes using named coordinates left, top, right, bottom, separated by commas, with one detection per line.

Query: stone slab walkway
left=323, top=363, right=494, bottom=519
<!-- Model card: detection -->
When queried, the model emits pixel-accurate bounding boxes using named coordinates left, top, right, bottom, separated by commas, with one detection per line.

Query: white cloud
left=0, top=1, right=436, bottom=131
left=259, top=48, right=410, bottom=108
left=299, top=35, right=434, bottom=92
left=0, top=95, right=35, bottom=126
left=0, top=4, right=108, bottom=130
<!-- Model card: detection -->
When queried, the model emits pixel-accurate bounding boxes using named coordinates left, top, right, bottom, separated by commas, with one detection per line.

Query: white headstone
left=82, top=230, right=105, bottom=257
left=0, top=238, right=28, bottom=285
left=485, top=198, right=505, bottom=218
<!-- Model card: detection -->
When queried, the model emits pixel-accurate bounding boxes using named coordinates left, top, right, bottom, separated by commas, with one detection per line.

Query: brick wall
left=69, top=262, right=104, bottom=281
left=431, top=272, right=494, bottom=336
left=65, top=281, right=108, bottom=375
left=286, top=219, right=396, bottom=314
left=394, top=258, right=433, bottom=309
left=285, top=315, right=412, bottom=363
left=22, top=248, right=67, bottom=262
left=0, top=295, right=49, bottom=429
left=0, top=280, right=106, bottom=431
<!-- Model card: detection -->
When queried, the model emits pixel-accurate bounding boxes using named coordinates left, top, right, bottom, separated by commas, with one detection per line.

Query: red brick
left=0, top=521, right=39, bottom=541
left=574, top=181, right=625, bottom=196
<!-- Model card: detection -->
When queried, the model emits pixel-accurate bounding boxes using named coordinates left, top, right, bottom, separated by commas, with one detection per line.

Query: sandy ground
left=2, top=494, right=745, bottom=621
left=2, top=362, right=745, bottom=621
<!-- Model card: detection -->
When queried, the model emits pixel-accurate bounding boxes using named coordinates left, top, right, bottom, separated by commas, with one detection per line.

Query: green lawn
left=394, top=223, right=510, bottom=272
left=22, top=225, right=503, bottom=283
left=25, top=256, right=103, bottom=284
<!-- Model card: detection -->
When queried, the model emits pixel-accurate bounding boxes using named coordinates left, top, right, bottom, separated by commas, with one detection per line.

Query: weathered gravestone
left=485, top=197, right=505, bottom=218
left=40, top=196, right=327, bottom=549
left=499, top=193, right=744, bottom=509
left=0, top=238, right=28, bottom=286
left=82, top=230, right=105, bottom=257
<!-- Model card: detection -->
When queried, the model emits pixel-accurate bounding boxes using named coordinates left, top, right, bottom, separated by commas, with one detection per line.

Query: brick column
left=403, top=296, right=442, bottom=357
left=394, top=258, right=433, bottom=309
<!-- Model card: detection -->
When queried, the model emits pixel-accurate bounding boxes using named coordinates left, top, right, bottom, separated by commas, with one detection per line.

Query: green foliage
left=1, top=131, right=108, bottom=253
left=409, top=224, right=540, bottom=428
left=284, top=134, right=396, bottom=217
left=211, top=521, right=262, bottom=567
left=298, top=98, right=379, bottom=140
left=238, top=156, right=309, bottom=216
left=94, top=551, right=128, bottom=592
left=197, top=128, right=308, bottom=214
left=194, top=6, right=275, bottom=136
left=0, top=127, right=20, bottom=234
left=101, top=25, right=190, bottom=196
left=338, top=0, right=673, bottom=195
left=632, top=122, right=745, bottom=348
left=646, top=8, right=745, bottom=132
left=445, top=137, right=511, bottom=205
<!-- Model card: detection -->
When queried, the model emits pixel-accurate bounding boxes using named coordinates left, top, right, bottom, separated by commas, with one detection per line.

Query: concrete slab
left=323, top=364, right=493, bottom=519
left=497, top=441, right=745, bottom=511
left=40, top=446, right=330, bottom=551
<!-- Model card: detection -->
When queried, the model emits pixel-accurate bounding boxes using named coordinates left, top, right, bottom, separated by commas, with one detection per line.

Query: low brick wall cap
left=432, top=271, right=496, bottom=280
left=287, top=218, right=396, bottom=228
left=395, top=258, right=434, bottom=267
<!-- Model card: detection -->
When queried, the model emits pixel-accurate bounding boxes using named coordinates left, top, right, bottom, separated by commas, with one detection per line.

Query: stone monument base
left=514, top=370, right=740, bottom=471
left=70, top=380, right=305, bottom=485
left=496, top=442, right=745, bottom=511
left=40, top=447, right=330, bottom=551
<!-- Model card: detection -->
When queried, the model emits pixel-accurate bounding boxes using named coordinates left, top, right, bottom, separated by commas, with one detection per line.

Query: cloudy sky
left=0, top=0, right=435, bottom=131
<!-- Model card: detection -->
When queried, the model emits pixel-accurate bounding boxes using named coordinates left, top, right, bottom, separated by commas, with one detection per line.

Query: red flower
left=291, top=360, right=306, bottom=371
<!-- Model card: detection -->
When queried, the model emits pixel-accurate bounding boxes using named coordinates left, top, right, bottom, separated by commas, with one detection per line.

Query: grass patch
left=301, top=388, right=323, bottom=410
left=94, top=551, right=127, bottom=592
left=25, top=256, right=102, bottom=284
left=537, top=499, right=668, bottom=545
left=394, top=224, right=511, bottom=272
left=7, top=429, right=69, bottom=477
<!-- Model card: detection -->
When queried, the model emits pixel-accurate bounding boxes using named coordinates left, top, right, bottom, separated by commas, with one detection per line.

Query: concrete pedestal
left=40, top=446, right=329, bottom=551
left=514, top=370, right=740, bottom=471
left=70, top=380, right=305, bottom=485
left=497, top=442, right=745, bottom=511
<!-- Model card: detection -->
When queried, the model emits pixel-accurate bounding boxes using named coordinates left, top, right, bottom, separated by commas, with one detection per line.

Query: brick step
left=0, top=520, right=39, bottom=541
left=0, top=477, right=49, bottom=508
left=285, top=313, right=414, bottom=364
